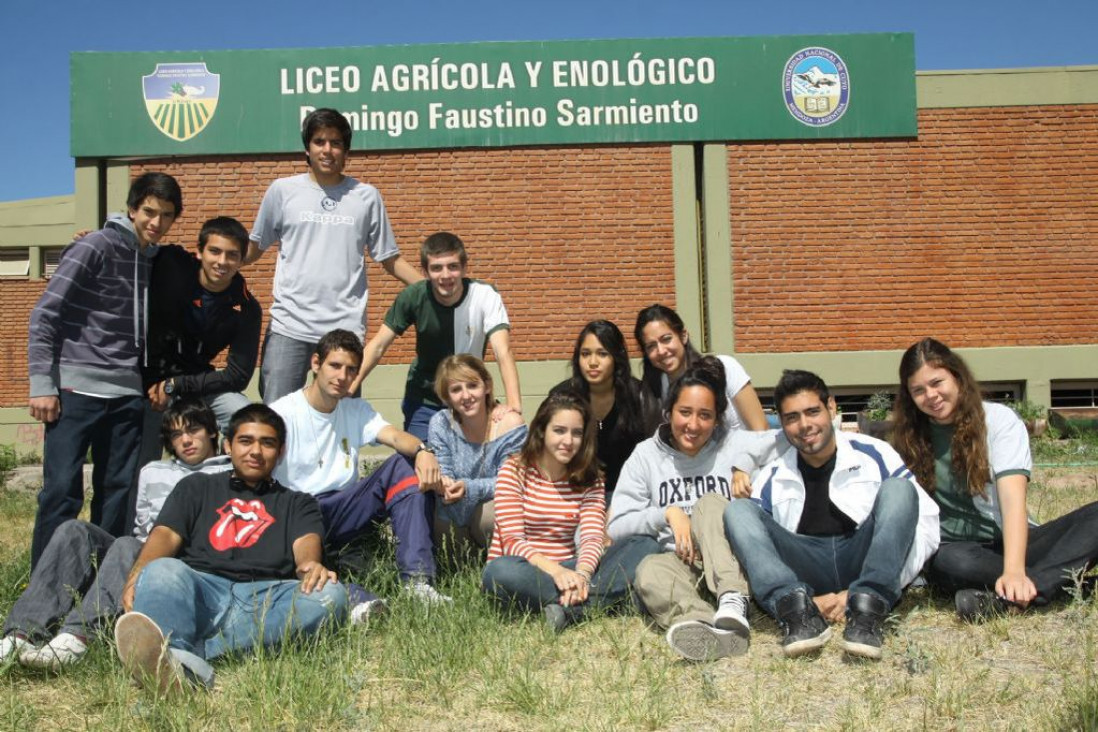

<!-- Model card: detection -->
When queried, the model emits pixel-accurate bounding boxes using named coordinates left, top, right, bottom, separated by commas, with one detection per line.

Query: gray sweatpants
left=634, top=493, right=749, bottom=629
left=3, top=519, right=141, bottom=641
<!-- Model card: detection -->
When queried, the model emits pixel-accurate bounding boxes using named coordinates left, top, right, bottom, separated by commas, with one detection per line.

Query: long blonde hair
left=893, top=338, right=989, bottom=496
left=434, top=354, right=494, bottom=423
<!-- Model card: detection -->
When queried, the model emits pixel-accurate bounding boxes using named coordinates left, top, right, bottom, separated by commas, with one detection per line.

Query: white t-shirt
left=271, top=390, right=389, bottom=495
left=660, top=354, right=753, bottom=430
left=250, top=174, right=399, bottom=341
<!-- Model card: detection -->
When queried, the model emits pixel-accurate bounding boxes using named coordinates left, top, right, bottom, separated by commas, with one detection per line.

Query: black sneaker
left=954, top=589, right=1011, bottom=622
left=841, top=593, right=890, bottom=660
left=776, top=590, right=831, bottom=658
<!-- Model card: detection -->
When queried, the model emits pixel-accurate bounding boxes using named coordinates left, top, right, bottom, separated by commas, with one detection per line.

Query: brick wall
left=0, top=281, right=46, bottom=406
left=5, top=145, right=675, bottom=407
left=729, top=105, right=1098, bottom=352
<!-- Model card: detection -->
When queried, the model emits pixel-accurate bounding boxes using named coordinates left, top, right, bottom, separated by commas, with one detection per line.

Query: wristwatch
left=414, top=442, right=435, bottom=457
left=163, top=378, right=176, bottom=395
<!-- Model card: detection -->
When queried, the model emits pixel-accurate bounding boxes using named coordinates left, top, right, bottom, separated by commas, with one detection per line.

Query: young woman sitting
left=609, top=357, right=781, bottom=661
left=893, top=337, right=1098, bottom=620
left=481, top=394, right=659, bottom=632
left=428, top=354, right=527, bottom=553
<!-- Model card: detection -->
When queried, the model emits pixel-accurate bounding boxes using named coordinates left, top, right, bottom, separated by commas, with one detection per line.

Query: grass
left=1, top=451, right=1097, bottom=730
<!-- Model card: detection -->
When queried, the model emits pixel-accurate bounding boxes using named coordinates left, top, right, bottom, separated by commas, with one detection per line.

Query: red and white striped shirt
left=487, top=456, right=606, bottom=572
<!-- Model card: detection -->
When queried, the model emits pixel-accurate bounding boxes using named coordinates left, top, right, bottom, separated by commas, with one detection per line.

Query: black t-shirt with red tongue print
left=153, top=471, right=324, bottom=582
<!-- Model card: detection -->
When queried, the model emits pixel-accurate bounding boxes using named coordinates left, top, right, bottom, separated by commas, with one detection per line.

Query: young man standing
left=115, top=404, right=347, bottom=693
left=139, top=216, right=262, bottom=461
left=27, top=172, right=183, bottom=568
left=248, top=107, right=421, bottom=404
left=1, top=399, right=228, bottom=670
left=270, top=329, right=450, bottom=603
left=355, top=231, right=522, bottom=440
left=724, top=370, right=940, bottom=660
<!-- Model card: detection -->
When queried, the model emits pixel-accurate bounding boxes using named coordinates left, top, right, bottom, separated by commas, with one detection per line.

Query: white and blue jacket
left=749, top=431, right=940, bottom=588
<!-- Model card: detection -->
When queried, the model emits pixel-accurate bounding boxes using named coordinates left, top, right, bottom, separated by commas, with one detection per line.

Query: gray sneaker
left=543, top=603, right=568, bottom=634
left=114, top=612, right=187, bottom=695
left=713, top=592, right=751, bottom=634
left=665, top=619, right=748, bottom=662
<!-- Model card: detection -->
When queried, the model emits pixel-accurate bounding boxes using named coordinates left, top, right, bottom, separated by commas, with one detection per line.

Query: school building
left=1, top=34, right=1095, bottom=453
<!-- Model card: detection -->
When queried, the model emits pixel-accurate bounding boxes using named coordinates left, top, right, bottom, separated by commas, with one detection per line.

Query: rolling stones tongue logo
left=209, top=498, right=276, bottom=551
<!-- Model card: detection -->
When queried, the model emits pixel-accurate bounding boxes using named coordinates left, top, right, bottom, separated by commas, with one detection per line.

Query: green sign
left=71, top=33, right=915, bottom=157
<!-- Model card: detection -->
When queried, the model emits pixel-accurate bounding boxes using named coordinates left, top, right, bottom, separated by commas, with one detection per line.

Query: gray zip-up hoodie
left=28, top=213, right=159, bottom=398
left=608, top=424, right=787, bottom=552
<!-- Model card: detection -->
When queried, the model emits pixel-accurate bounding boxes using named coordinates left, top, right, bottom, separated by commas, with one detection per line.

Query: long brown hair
left=519, top=394, right=600, bottom=486
left=893, top=338, right=989, bottom=496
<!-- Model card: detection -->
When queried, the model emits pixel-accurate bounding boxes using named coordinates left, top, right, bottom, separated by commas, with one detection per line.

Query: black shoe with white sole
left=841, top=592, right=890, bottom=660
left=776, top=590, right=831, bottom=658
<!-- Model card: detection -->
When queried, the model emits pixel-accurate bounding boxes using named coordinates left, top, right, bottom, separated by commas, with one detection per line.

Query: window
left=42, top=247, right=65, bottom=278
left=0, top=248, right=30, bottom=278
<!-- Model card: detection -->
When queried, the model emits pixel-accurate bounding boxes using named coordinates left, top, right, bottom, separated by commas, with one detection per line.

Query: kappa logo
left=782, top=47, right=850, bottom=127
left=142, top=62, right=221, bottom=142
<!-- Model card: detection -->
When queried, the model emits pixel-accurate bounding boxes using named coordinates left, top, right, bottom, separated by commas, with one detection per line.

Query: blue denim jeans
left=724, top=477, right=919, bottom=617
left=481, top=535, right=661, bottom=612
left=133, top=557, right=348, bottom=677
left=32, top=391, right=144, bottom=568
left=259, top=331, right=317, bottom=405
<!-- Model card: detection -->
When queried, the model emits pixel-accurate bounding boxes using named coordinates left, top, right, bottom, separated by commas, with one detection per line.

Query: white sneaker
left=18, top=632, right=88, bottom=670
left=350, top=598, right=388, bottom=625
left=404, top=580, right=453, bottom=605
left=665, top=620, right=748, bottom=662
left=0, top=634, right=33, bottom=663
left=713, top=592, right=751, bottom=634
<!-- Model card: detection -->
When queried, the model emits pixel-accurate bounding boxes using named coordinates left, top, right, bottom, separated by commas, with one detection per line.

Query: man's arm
left=121, top=525, right=184, bottom=611
left=28, top=238, right=103, bottom=422
left=244, top=240, right=266, bottom=265
left=292, top=532, right=337, bottom=594
left=375, top=424, right=441, bottom=492
left=488, top=328, right=523, bottom=414
left=349, top=324, right=399, bottom=396
left=380, top=254, right=423, bottom=285
left=174, top=293, right=263, bottom=396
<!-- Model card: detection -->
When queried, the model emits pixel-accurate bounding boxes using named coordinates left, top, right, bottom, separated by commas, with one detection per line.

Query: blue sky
left=2, top=0, right=1094, bottom=203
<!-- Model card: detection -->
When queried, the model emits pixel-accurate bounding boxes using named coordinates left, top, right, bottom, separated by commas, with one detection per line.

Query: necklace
left=303, top=388, right=329, bottom=468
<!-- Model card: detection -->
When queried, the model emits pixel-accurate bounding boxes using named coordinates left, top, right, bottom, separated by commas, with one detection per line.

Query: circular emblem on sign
left=321, top=196, right=338, bottom=211
left=783, top=47, right=850, bottom=127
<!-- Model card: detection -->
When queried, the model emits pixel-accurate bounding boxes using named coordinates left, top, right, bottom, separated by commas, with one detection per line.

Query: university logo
left=142, top=62, right=220, bottom=142
left=783, top=47, right=850, bottom=127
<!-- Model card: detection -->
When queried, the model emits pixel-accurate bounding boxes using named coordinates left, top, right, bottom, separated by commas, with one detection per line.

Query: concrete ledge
left=917, top=66, right=1098, bottom=108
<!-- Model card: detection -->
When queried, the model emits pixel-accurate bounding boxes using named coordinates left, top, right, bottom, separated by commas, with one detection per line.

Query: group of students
left=477, top=326, right=1098, bottom=664
left=5, top=104, right=1098, bottom=693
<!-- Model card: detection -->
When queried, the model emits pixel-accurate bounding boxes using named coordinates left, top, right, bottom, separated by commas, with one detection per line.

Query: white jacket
left=749, top=432, right=940, bottom=588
